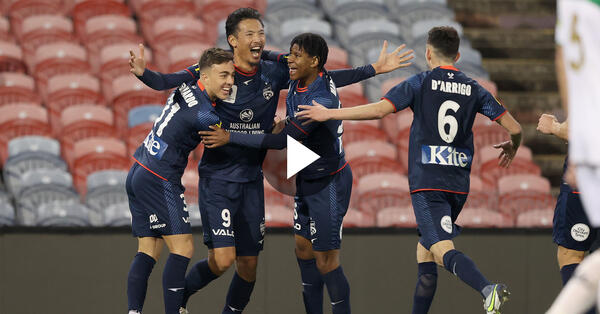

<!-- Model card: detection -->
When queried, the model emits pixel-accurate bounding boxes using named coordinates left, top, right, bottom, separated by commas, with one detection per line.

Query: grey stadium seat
left=322, top=0, right=390, bottom=25
left=0, top=198, right=15, bottom=226
left=86, top=170, right=128, bottom=226
left=128, top=105, right=163, bottom=128
left=410, top=18, right=463, bottom=42
left=265, top=1, right=323, bottom=25
left=15, top=169, right=79, bottom=226
left=103, top=201, right=131, bottom=227
left=274, top=18, right=334, bottom=47
left=394, top=2, right=455, bottom=38
left=35, top=200, right=91, bottom=227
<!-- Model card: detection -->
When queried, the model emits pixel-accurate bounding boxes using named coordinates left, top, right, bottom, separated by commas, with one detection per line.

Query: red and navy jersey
left=133, top=80, right=220, bottom=181
left=138, top=55, right=374, bottom=183
left=384, top=66, right=506, bottom=194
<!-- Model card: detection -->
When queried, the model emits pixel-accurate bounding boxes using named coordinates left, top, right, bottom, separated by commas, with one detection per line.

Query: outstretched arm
left=129, top=43, right=198, bottom=90
left=537, top=113, right=568, bottom=140
left=296, top=99, right=396, bottom=123
left=494, top=111, right=522, bottom=168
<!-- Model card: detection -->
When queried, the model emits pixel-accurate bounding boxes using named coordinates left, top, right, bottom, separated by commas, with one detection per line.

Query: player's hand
left=199, top=125, right=229, bottom=148
left=536, top=113, right=559, bottom=135
left=272, top=116, right=285, bottom=134
left=493, top=140, right=518, bottom=168
left=297, top=100, right=330, bottom=125
left=371, top=41, right=414, bottom=75
left=129, top=43, right=146, bottom=76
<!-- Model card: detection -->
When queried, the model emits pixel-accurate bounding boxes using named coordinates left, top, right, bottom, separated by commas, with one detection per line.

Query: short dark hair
left=199, top=48, right=233, bottom=71
left=225, top=8, right=264, bottom=45
left=427, top=26, right=460, bottom=60
left=290, top=33, right=328, bottom=71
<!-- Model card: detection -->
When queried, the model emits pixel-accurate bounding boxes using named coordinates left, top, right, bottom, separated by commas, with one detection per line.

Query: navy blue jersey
left=133, top=80, right=220, bottom=181
left=559, top=155, right=578, bottom=194
left=138, top=58, right=374, bottom=182
left=230, top=71, right=346, bottom=180
left=384, top=66, right=506, bottom=193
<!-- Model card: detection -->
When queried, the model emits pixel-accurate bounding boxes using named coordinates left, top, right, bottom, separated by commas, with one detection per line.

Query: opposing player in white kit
left=546, top=0, right=600, bottom=313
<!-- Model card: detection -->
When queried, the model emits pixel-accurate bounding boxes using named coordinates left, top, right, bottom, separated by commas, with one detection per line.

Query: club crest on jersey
left=263, top=84, right=274, bottom=100
left=421, top=145, right=472, bottom=168
left=240, top=109, right=254, bottom=122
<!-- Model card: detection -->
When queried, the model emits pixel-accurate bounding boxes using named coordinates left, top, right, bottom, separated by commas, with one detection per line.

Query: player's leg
left=295, top=197, right=324, bottom=314
left=412, top=242, right=437, bottom=314
left=309, top=166, right=353, bottom=314
left=182, top=178, right=239, bottom=309
left=162, top=234, right=194, bottom=314
left=557, top=246, right=585, bottom=284
left=222, top=179, right=265, bottom=314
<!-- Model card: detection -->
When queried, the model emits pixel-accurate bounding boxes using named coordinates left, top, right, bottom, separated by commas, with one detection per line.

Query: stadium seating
left=59, top=105, right=116, bottom=163
left=478, top=145, right=541, bottom=187
left=102, top=201, right=131, bottom=227
left=264, top=0, right=323, bottom=25
left=357, top=172, right=411, bottom=214
left=98, top=43, right=154, bottom=96
left=515, top=208, right=554, bottom=228
left=0, top=40, right=26, bottom=72
left=264, top=178, right=292, bottom=206
left=127, top=105, right=162, bottom=155
left=265, top=204, right=293, bottom=227
left=456, top=207, right=514, bottom=228
left=344, top=208, right=376, bottom=227
left=0, top=72, right=39, bottom=105
left=71, top=0, right=131, bottom=37
left=337, top=83, right=368, bottom=107
left=376, top=206, right=417, bottom=228
left=0, top=103, right=51, bottom=163
left=167, top=43, right=210, bottom=73
left=18, top=15, right=73, bottom=58
left=81, top=15, right=142, bottom=62
left=342, top=120, right=387, bottom=143
left=7, top=0, right=64, bottom=36
left=0, top=16, right=10, bottom=41
left=498, top=174, right=555, bottom=219
left=85, top=170, right=128, bottom=226
left=345, top=140, right=404, bottom=178
left=0, top=200, right=15, bottom=226
left=31, top=42, right=91, bottom=96
left=35, top=200, right=91, bottom=227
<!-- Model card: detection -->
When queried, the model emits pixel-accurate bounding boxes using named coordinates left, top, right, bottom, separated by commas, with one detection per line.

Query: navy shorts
left=412, top=190, right=467, bottom=250
left=553, top=189, right=598, bottom=251
left=294, top=165, right=352, bottom=251
left=127, top=162, right=191, bottom=238
left=198, top=177, right=265, bottom=256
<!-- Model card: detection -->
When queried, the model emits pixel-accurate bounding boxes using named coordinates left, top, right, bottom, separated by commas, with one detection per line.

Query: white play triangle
left=286, top=135, right=320, bottom=179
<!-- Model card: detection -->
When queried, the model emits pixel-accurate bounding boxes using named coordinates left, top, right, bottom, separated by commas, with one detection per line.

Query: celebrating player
left=295, top=26, right=522, bottom=314
left=125, top=48, right=233, bottom=314
left=129, top=7, right=412, bottom=314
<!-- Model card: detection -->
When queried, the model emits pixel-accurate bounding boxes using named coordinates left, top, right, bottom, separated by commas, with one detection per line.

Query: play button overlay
left=286, top=135, right=320, bottom=179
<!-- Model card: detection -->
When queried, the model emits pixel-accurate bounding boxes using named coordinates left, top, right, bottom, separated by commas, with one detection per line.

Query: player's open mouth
left=250, top=46, right=261, bottom=58
left=222, top=87, right=231, bottom=94
left=289, top=67, right=297, bottom=76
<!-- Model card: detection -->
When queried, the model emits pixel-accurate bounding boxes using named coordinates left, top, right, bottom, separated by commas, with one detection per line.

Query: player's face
left=229, top=19, right=265, bottom=65
left=287, top=44, right=318, bottom=81
left=206, top=61, right=235, bottom=100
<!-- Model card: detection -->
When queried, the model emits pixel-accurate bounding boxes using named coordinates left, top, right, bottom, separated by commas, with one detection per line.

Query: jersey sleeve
left=476, top=85, right=507, bottom=121
left=229, top=95, right=333, bottom=149
left=328, top=65, right=376, bottom=88
left=382, top=74, right=421, bottom=112
left=137, top=64, right=200, bottom=90
left=194, top=109, right=221, bottom=131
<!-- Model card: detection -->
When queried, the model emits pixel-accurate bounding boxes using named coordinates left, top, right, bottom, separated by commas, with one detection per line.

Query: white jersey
left=556, top=0, right=600, bottom=166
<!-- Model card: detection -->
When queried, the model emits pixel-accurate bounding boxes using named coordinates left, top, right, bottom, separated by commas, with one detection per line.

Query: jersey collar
left=234, top=64, right=258, bottom=77
left=296, top=72, right=324, bottom=93
left=197, top=81, right=216, bottom=107
left=438, top=65, right=459, bottom=71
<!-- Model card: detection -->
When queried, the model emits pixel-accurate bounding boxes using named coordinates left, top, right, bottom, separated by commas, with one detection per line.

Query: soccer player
left=295, top=26, right=522, bottom=314
left=129, top=8, right=411, bottom=314
left=200, top=32, right=363, bottom=314
left=126, top=48, right=233, bottom=314
left=537, top=114, right=596, bottom=314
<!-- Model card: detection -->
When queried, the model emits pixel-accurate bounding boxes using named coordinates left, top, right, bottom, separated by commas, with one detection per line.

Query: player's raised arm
left=493, top=111, right=522, bottom=168
left=297, top=98, right=396, bottom=123
left=129, top=43, right=199, bottom=91
left=537, top=113, right=568, bottom=140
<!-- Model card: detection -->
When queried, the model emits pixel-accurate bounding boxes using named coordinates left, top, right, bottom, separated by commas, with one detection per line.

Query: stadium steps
left=482, top=58, right=557, bottom=92
left=497, top=92, right=560, bottom=123
left=532, top=154, right=567, bottom=189
left=463, top=28, right=555, bottom=59
left=448, top=0, right=555, bottom=28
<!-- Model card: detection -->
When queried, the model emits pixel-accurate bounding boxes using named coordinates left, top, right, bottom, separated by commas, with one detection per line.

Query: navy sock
left=560, top=263, right=578, bottom=286
left=442, top=250, right=491, bottom=297
left=322, top=266, right=351, bottom=314
left=182, top=258, right=219, bottom=307
left=412, top=262, right=438, bottom=314
left=163, top=254, right=190, bottom=314
left=222, top=272, right=256, bottom=314
left=297, top=258, right=324, bottom=314
left=127, top=252, right=156, bottom=312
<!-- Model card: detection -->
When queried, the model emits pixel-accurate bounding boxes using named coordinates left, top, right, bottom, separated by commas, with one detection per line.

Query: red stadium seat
left=264, top=178, right=293, bottom=206
left=32, top=42, right=91, bottom=97
left=82, top=15, right=142, bottom=65
left=0, top=41, right=27, bottom=73
left=343, top=208, right=375, bottom=227
left=18, top=15, right=73, bottom=59
left=181, top=161, right=199, bottom=204
left=384, top=109, right=412, bottom=145
left=99, top=43, right=154, bottom=96
left=473, top=77, right=498, bottom=96
left=478, top=145, right=540, bottom=187
left=345, top=140, right=405, bottom=178
left=472, top=115, right=510, bottom=150
left=59, top=105, right=116, bottom=165
left=325, top=45, right=350, bottom=70
left=376, top=206, right=417, bottom=228
left=0, top=17, right=10, bottom=41
left=464, top=175, right=497, bottom=209
left=338, top=83, right=368, bottom=107
left=0, top=103, right=50, bottom=163
left=265, top=204, right=293, bottom=227
left=515, top=208, right=554, bottom=228
left=358, top=172, right=411, bottom=214
left=71, top=0, right=131, bottom=37
left=45, top=74, right=103, bottom=132
left=167, top=43, right=211, bottom=73
left=0, top=73, right=39, bottom=106
left=8, top=0, right=63, bottom=37
left=380, top=77, right=408, bottom=96
left=111, top=75, right=166, bottom=137
left=498, top=174, right=555, bottom=218
left=72, top=137, right=129, bottom=194
left=127, top=121, right=152, bottom=156
left=133, top=0, right=196, bottom=36
left=197, top=0, right=267, bottom=28
left=342, top=120, right=388, bottom=143
left=456, top=207, right=514, bottom=228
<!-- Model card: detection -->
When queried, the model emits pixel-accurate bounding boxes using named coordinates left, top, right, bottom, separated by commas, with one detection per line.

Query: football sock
left=297, top=258, right=324, bottom=314
left=182, top=258, right=219, bottom=307
left=560, top=263, right=578, bottom=286
left=442, top=249, right=490, bottom=297
left=222, top=272, right=255, bottom=314
left=322, top=266, right=351, bottom=314
left=412, top=262, right=438, bottom=314
left=163, top=254, right=190, bottom=314
left=127, top=252, right=156, bottom=312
